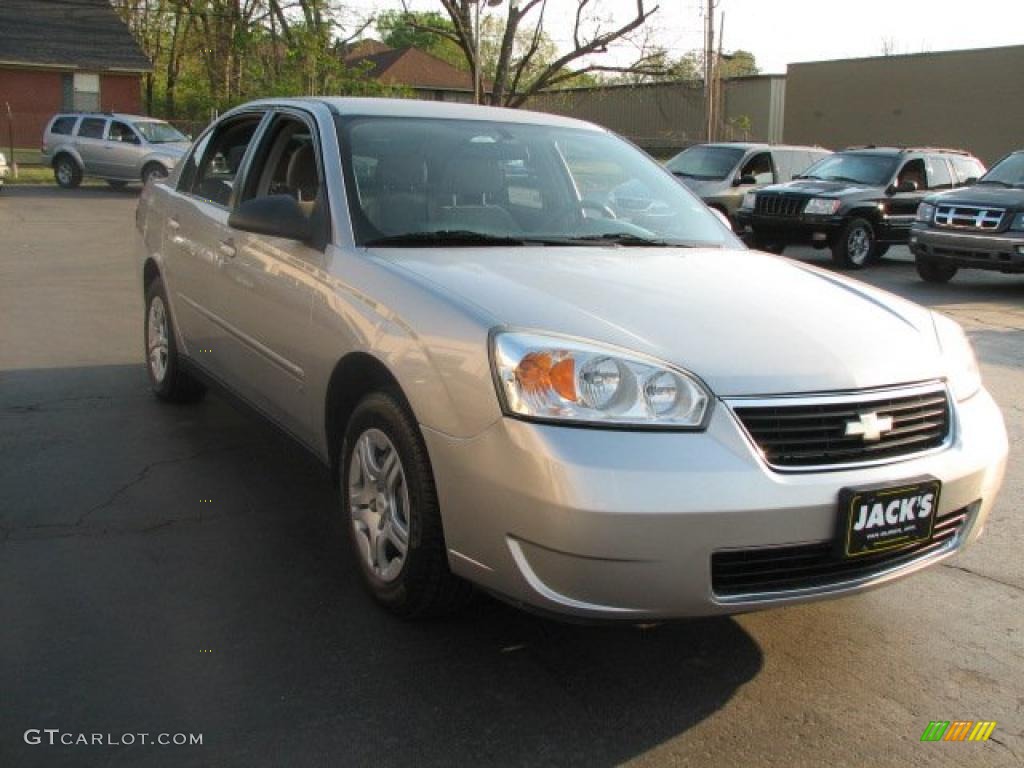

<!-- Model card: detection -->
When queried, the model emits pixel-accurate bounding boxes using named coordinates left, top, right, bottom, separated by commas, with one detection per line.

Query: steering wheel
left=580, top=198, right=617, bottom=220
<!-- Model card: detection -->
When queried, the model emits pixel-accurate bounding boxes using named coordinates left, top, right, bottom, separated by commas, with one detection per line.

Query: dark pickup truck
left=735, top=147, right=985, bottom=269
left=910, top=150, right=1024, bottom=283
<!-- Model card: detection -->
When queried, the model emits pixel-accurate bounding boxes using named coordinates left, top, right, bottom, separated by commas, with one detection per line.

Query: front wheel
left=144, top=277, right=206, bottom=403
left=341, top=391, right=473, bottom=618
left=916, top=257, right=958, bottom=284
left=832, top=217, right=876, bottom=269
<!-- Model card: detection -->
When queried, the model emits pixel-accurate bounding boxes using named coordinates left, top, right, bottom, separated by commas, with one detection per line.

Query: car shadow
left=0, top=364, right=763, bottom=767
left=1, top=183, right=140, bottom=199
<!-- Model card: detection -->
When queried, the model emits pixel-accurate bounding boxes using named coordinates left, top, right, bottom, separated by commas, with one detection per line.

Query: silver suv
left=41, top=112, right=191, bottom=189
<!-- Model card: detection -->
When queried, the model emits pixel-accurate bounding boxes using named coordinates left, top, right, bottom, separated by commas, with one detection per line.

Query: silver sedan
left=135, top=98, right=1008, bottom=620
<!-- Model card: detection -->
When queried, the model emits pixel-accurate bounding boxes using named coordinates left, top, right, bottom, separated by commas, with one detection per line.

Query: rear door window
left=181, top=114, right=263, bottom=207
left=76, top=118, right=107, bottom=139
left=50, top=116, right=77, bottom=135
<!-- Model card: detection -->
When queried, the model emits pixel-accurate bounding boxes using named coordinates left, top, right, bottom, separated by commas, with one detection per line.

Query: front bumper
left=735, top=210, right=846, bottom=246
left=424, top=388, right=1007, bottom=620
left=911, top=225, right=1024, bottom=272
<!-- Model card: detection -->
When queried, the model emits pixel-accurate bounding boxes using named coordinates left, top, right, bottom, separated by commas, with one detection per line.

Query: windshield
left=664, top=145, right=745, bottom=180
left=134, top=121, right=188, bottom=144
left=336, top=116, right=737, bottom=248
left=800, top=153, right=899, bottom=186
left=980, top=152, right=1024, bottom=187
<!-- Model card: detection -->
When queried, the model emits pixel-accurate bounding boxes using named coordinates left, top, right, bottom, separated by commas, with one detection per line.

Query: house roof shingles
left=347, top=46, right=478, bottom=92
left=0, top=0, right=151, bottom=72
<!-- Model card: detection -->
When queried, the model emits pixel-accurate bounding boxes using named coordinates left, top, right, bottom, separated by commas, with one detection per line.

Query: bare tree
left=400, top=0, right=662, bottom=107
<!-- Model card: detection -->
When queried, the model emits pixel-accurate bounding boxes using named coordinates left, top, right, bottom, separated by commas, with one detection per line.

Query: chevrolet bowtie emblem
left=845, top=412, right=894, bottom=442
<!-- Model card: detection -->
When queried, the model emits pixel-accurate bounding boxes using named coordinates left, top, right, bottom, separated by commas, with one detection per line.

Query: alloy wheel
left=348, top=428, right=410, bottom=582
left=57, top=162, right=72, bottom=185
left=847, top=225, right=872, bottom=266
left=147, top=296, right=169, bottom=383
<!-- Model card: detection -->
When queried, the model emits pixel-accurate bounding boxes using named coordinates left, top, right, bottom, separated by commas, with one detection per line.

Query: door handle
left=218, top=239, right=237, bottom=259
left=167, top=217, right=180, bottom=231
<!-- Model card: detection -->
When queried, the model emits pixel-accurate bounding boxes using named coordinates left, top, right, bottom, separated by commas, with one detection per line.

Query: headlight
left=804, top=197, right=841, bottom=215
left=933, top=313, right=981, bottom=402
left=916, top=202, right=936, bottom=223
left=1011, top=212, right=1024, bottom=231
left=490, top=331, right=712, bottom=428
left=740, top=191, right=756, bottom=210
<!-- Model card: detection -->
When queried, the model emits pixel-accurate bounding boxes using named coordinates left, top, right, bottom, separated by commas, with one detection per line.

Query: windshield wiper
left=364, top=230, right=530, bottom=247
left=561, top=232, right=678, bottom=247
left=826, top=175, right=864, bottom=184
left=795, top=174, right=822, bottom=180
left=974, top=179, right=1012, bottom=187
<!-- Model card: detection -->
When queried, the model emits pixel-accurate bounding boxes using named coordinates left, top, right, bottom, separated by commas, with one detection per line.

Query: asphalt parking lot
left=1, top=186, right=1021, bottom=768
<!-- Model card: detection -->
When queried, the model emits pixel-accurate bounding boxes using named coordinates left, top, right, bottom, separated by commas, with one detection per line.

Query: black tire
left=107, top=180, right=129, bottom=191
left=340, top=391, right=473, bottom=618
left=142, top=163, right=168, bottom=186
left=832, top=217, right=876, bottom=269
left=915, top=257, right=958, bottom=284
left=144, top=277, right=206, bottom=403
left=53, top=155, right=82, bottom=189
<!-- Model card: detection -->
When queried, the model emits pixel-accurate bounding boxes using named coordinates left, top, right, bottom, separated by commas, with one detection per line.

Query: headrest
left=447, top=154, right=504, bottom=201
left=286, top=143, right=318, bottom=200
left=376, top=153, right=427, bottom=192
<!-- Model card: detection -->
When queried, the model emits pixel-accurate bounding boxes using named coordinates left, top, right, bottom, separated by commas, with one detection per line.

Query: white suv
left=41, top=112, right=191, bottom=189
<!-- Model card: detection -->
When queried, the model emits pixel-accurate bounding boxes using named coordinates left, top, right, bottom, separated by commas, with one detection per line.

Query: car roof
left=840, top=146, right=973, bottom=157
left=237, top=97, right=607, bottom=132
left=51, top=112, right=162, bottom=123
left=690, top=142, right=829, bottom=152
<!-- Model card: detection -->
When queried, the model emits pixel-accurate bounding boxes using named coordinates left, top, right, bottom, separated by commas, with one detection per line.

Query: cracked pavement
left=0, top=188, right=1021, bottom=767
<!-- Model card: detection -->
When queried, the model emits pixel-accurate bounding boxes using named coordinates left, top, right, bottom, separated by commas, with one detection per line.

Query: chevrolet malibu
left=135, top=98, right=1008, bottom=620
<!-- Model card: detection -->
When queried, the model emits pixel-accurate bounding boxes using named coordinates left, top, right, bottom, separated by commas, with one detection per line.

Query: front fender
left=143, top=152, right=182, bottom=172
left=307, top=246, right=503, bottom=455
left=51, top=144, right=84, bottom=168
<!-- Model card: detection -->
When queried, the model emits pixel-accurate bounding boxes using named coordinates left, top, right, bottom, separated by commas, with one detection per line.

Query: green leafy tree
left=377, top=10, right=466, bottom=69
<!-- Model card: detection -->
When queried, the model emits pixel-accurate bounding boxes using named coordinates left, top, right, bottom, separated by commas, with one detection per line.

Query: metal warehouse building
left=784, top=45, right=1024, bottom=165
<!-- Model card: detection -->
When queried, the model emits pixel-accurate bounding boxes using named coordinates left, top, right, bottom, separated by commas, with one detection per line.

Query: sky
left=341, top=0, right=1024, bottom=75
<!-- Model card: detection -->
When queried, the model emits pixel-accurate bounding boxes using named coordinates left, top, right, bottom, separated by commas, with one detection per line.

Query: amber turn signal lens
left=515, top=351, right=577, bottom=402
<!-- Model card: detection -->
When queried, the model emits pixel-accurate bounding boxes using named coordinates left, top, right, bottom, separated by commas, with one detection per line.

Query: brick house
left=0, top=0, right=151, bottom=148
left=344, top=42, right=487, bottom=103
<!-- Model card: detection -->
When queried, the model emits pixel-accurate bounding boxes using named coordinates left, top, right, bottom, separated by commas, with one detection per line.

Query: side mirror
left=733, top=174, right=757, bottom=187
left=228, top=195, right=313, bottom=242
left=890, top=179, right=919, bottom=194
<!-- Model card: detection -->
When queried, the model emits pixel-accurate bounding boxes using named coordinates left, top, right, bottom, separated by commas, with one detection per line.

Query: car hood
left=375, top=246, right=944, bottom=397
left=925, top=184, right=1024, bottom=207
left=674, top=175, right=729, bottom=196
left=760, top=179, right=875, bottom=198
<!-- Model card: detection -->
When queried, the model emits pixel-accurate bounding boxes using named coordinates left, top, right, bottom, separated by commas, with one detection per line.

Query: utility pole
left=704, top=0, right=718, bottom=142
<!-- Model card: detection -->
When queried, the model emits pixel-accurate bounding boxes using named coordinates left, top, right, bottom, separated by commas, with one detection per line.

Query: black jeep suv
left=910, top=150, right=1024, bottom=283
left=735, top=147, right=985, bottom=268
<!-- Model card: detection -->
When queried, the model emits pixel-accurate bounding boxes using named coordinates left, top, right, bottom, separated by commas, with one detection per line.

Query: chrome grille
left=711, top=508, right=968, bottom=597
left=754, top=194, right=806, bottom=218
left=731, top=385, right=951, bottom=470
left=933, top=205, right=1005, bottom=230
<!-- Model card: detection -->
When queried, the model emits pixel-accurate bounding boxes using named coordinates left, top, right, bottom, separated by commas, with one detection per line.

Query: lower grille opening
left=711, top=508, right=969, bottom=597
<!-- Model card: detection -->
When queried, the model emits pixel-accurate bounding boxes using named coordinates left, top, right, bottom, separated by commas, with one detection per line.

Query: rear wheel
left=915, top=257, right=958, bottom=284
left=54, top=156, right=82, bottom=188
left=341, top=391, right=473, bottom=618
left=144, top=277, right=206, bottom=403
left=832, top=217, right=875, bottom=269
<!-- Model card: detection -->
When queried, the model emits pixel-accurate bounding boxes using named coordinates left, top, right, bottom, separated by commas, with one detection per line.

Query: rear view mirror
left=228, top=195, right=313, bottom=242
left=733, top=174, right=757, bottom=187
